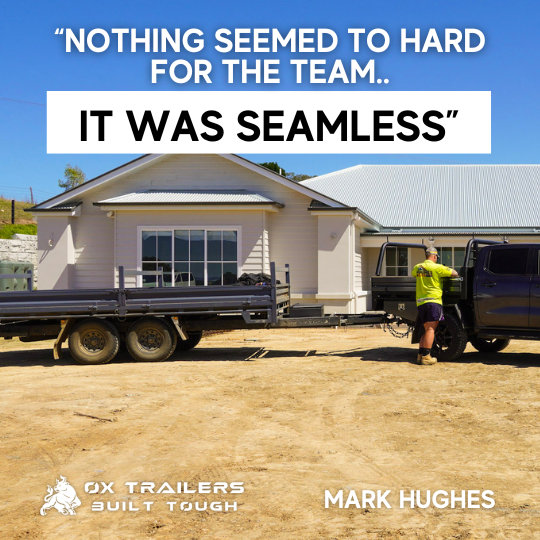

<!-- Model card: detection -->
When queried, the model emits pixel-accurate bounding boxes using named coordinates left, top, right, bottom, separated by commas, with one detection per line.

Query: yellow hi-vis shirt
left=412, top=259, right=453, bottom=306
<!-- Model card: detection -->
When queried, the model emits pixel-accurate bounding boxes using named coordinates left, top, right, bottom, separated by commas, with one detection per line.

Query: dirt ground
left=1, top=327, right=540, bottom=539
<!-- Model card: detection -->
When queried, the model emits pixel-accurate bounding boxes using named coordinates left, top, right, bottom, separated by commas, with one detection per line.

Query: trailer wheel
left=430, top=312, right=468, bottom=362
left=176, top=331, right=203, bottom=352
left=469, top=335, right=510, bottom=353
left=126, top=317, right=177, bottom=362
left=68, top=319, right=120, bottom=365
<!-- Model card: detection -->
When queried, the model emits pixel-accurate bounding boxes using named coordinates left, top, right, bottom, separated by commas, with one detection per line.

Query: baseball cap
left=426, top=247, right=438, bottom=256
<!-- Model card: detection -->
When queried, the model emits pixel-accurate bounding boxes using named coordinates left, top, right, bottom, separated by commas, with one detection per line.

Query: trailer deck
left=0, top=262, right=386, bottom=364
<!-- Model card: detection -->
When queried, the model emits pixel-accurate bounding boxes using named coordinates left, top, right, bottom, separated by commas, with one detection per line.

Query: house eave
left=93, top=202, right=283, bottom=212
left=29, top=203, right=82, bottom=217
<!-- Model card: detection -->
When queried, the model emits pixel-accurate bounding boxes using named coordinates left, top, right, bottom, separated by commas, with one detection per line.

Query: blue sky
left=0, top=0, right=539, bottom=202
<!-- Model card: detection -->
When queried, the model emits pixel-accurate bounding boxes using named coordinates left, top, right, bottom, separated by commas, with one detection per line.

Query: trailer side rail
left=0, top=264, right=292, bottom=325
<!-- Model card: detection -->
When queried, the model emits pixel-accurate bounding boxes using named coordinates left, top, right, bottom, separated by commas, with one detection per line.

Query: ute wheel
left=126, top=317, right=177, bottom=362
left=429, top=312, right=468, bottom=362
left=68, top=319, right=120, bottom=365
left=176, top=331, right=203, bottom=352
left=469, top=335, right=510, bottom=353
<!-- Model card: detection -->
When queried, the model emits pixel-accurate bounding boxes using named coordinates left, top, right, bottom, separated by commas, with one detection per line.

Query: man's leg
left=420, top=321, right=439, bottom=350
left=418, top=321, right=439, bottom=365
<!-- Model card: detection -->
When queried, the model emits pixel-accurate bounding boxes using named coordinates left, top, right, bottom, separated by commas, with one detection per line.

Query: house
left=302, top=163, right=540, bottom=309
left=30, top=155, right=540, bottom=314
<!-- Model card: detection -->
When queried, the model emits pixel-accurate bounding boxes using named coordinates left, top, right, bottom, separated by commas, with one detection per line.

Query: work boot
left=418, top=354, right=437, bottom=366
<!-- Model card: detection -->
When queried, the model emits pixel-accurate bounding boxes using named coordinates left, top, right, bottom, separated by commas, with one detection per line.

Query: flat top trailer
left=0, top=263, right=385, bottom=365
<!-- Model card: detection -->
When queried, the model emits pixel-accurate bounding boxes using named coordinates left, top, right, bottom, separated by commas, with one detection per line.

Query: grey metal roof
left=95, top=189, right=283, bottom=207
left=29, top=202, right=82, bottom=212
left=363, top=230, right=540, bottom=236
left=302, top=165, right=540, bottom=228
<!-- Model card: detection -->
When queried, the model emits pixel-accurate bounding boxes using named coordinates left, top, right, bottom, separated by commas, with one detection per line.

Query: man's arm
left=436, top=265, right=459, bottom=278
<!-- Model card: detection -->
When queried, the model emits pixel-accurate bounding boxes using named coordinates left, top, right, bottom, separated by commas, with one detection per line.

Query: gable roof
left=302, top=164, right=540, bottom=229
left=29, top=154, right=355, bottom=215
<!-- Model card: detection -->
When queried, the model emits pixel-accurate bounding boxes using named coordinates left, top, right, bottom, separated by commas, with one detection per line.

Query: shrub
left=0, top=224, right=37, bottom=239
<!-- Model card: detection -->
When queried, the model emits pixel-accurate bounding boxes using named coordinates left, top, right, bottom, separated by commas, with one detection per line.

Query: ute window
left=487, top=248, right=529, bottom=275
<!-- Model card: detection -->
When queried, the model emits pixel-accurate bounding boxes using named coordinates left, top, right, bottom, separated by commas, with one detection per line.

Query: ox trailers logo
left=40, top=476, right=81, bottom=516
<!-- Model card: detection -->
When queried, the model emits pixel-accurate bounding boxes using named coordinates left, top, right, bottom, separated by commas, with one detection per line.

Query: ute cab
left=370, top=239, right=540, bottom=361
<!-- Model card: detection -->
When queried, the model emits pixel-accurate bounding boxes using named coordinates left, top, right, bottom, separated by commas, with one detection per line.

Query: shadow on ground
left=0, top=346, right=319, bottom=367
left=356, top=347, right=540, bottom=367
left=0, top=345, right=539, bottom=368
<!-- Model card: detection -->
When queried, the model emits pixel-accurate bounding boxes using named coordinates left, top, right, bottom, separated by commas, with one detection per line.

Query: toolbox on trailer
left=289, top=303, right=324, bottom=318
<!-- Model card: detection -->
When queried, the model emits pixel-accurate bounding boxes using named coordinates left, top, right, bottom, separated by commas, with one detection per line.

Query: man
left=412, top=247, right=458, bottom=365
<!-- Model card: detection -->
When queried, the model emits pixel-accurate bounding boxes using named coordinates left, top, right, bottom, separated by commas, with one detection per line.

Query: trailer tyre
left=176, top=331, right=203, bottom=352
left=68, top=319, right=120, bottom=365
left=469, top=335, right=510, bottom=353
left=430, top=311, right=468, bottom=362
left=126, top=317, right=177, bottom=362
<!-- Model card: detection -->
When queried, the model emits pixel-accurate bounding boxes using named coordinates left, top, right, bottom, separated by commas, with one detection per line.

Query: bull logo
left=40, top=476, right=81, bottom=516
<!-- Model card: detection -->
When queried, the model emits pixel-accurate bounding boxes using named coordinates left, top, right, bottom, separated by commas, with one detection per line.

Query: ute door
left=528, top=248, right=540, bottom=327
left=475, top=246, right=531, bottom=328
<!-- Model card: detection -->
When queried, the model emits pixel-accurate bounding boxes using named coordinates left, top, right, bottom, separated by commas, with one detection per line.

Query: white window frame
left=136, top=225, right=242, bottom=287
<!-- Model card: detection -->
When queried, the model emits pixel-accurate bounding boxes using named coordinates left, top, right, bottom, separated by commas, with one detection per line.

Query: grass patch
left=0, top=197, right=35, bottom=224
left=0, top=224, right=37, bottom=239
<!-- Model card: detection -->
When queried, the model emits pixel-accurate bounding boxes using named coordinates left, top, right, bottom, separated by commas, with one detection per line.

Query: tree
left=258, top=162, right=286, bottom=175
left=58, top=164, right=86, bottom=191
left=258, top=162, right=316, bottom=182
left=285, top=172, right=315, bottom=182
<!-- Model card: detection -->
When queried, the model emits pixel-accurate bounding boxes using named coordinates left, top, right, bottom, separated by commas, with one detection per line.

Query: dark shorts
left=417, top=302, right=444, bottom=325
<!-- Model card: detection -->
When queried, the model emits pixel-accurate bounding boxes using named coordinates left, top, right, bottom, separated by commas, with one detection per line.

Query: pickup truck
left=372, top=239, right=540, bottom=361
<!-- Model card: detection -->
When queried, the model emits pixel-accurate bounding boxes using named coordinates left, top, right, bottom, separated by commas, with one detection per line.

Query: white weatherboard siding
left=72, top=206, right=115, bottom=288
left=267, top=208, right=318, bottom=297
left=262, top=212, right=269, bottom=274
left=353, top=227, right=369, bottom=313
left=354, top=231, right=362, bottom=291
left=315, top=214, right=354, bottom=313
left=60, top=154, right=319, bottom=295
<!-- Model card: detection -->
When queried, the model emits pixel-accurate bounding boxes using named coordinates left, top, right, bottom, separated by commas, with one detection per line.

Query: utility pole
left=29, top=187, right=34, bottom=205
left=11, top=199, right=15, bottom=224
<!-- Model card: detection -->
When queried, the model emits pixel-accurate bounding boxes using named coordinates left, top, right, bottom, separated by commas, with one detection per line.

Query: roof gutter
left=93, top=201, right=285, bottom=208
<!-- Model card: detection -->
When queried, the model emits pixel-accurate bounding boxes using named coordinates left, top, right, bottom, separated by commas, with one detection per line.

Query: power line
left=0, top=96, right=46, bottom=107
left=0, top=186, right=56, bottom=195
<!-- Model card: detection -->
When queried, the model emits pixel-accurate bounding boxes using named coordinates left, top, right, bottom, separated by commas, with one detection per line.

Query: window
left=440, top=247, right=466, bottom=269
left=488, top=248, right=529, bottom=275
left=141, top=229, right=238, bottom=287
left=385, top=246, right=408, bottom=276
